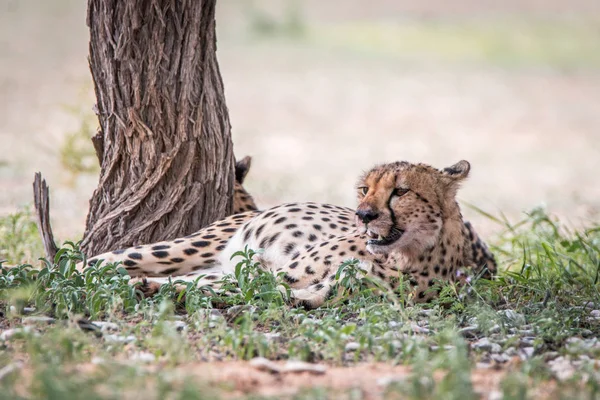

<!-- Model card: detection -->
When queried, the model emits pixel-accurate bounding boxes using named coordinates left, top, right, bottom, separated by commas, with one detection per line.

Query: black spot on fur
left=268, top=233, right=281, bottom=245
left=259, top=237, right=269, bottom=249
left=123, top=259, right=137, bottom=267
left=284, top=243, right=296, bottom=255
left=256, top=224, right=266, bottom=237
left=274, top=216, right=286, bottom=224
left=201, top=252, right=214, bottom=258
left=283, top=273, right=298, bottom=284
left=223, top=228, right=237, bottom=233
left=305, top=266, right=315, bottom=275
left=152, top=251, right=169, bottom=259
left=128, top=252, right=143, bottom=260
left=184, top=248, right=198, bottom=256
left=191, top=241, right=211, bottom=248
left=203, top=234, right=217, bottom=239
left=293, top=231, right=303, bottom=238
left=289, top=262, right=298, bottom=269
left=313, top=224, right=322, bottom=231
left=302, top=216, right=314, bottom=221
left=308, top=234, right=317, bottom=242
left=113, top=249, right=126, bottom=255
left=288, top=208, right=301, bottom=212
left=285, top=224, right=297, bottom=229
left=349, top=245, right=357, bottom=252
left=171, top=257, right=184, bottom=263
left=162, top=267, right=179, bottom=275
left=216, top=244, right=226, bottom=251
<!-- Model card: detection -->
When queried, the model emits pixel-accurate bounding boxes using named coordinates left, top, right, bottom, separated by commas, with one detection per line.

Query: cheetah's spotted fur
left=85, top=160, right=496, bottom=308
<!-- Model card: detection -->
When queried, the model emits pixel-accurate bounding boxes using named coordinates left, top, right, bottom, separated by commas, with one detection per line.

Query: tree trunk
left=82, top=0, right=234, bottom=257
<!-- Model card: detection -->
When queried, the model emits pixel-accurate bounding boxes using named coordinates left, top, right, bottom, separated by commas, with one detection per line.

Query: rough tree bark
left=82, top=0, right=235, bottom=257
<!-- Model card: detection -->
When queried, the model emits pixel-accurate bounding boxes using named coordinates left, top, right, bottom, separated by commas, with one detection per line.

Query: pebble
left=264, top=332, right=282, bottom=343
left=90, top=321, right=119, bottom=331
left=549, top=356, right=575, bottom=381
left=284, top=360, right=327, bottom=374
left=504, top=347, right=519, bottom=357
left=520, top=347, right=534, bottom=360
left=22, top=316, right=55, bottom=325
left=500, top=310, right=526, bottom=327
left=458, top=326, right=479, bottom=338
left=410, top=324, right=430, bottom=334
left=104, top=334, right=136, bottom=344
left=345, top=342, right=360, bottom=352
left=491, top=353, right=510, bottom=363
left=0, top=327, right=33, bottom=340
left=8, top=306, right=36, bottom=315
left=520, top=336, right=536, bottom=347
left=472, top=338, right=501, bottom=353
left=249, top=357, right=281, bottom=373
left=129, top=352, right=156, bottom=363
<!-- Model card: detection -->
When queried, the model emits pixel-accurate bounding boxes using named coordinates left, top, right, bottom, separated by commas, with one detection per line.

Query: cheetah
left=84, top=160, right=496, bottom=308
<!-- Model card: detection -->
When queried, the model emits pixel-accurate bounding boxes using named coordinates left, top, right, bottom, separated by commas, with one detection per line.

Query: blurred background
left=1, top=0, right=599, bottom=245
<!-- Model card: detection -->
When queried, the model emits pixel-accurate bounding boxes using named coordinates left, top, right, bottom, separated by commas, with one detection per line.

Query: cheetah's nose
left=356, top=209, right=379, bottom=224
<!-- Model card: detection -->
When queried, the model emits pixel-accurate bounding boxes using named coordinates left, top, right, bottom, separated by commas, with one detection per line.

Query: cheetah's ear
left=442, top=160, right=470, bottom=181
left=235, top=156, right=252, bottom=184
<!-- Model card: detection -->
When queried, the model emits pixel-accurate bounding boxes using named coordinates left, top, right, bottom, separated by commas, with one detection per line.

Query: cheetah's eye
left=393, top=188, right=409, bottom=197
left=359, top=187, right=368, bottom=196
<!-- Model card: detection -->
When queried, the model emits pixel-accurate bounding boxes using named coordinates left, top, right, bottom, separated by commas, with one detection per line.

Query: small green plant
left=59, top=91, right=100, bottom=180
left=0, top=208, right=44, bottom=264
left=217, top=245, right=290, bottom=307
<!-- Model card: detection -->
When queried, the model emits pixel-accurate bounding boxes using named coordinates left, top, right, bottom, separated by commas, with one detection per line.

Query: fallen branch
left=33, top=173, right=58, bottom=261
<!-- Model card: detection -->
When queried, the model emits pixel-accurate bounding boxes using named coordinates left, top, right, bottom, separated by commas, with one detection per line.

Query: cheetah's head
left=233, top=156, right=258, bottom=213
left=355, top=160, right=470, bottom=259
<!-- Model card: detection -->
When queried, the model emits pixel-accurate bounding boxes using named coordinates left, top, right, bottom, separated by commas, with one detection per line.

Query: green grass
left=0, top=208, right=599, bottom=398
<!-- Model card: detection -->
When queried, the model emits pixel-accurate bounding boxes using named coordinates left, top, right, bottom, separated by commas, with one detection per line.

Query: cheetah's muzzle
left=366, top=227, right=404, bottom=246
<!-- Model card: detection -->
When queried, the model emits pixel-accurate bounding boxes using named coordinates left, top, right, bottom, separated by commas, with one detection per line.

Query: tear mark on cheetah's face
left=356, top=160, right=470, bottom=259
